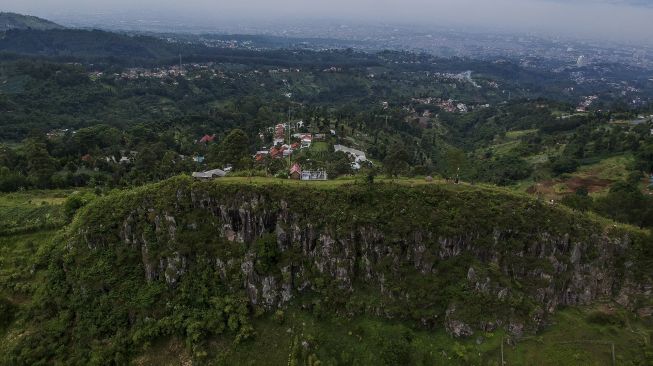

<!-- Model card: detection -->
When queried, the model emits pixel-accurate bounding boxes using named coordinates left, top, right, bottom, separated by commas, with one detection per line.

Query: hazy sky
left=2, top=0, right=653, bottom=44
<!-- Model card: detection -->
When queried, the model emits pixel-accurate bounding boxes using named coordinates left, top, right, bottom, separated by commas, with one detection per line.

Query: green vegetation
left=0, top=190, right=72, bottom=235
left=131, top=305, right=653, bottom=366
left=1, top=177, right=651, bottom=365
left=0, top=21, right=653, bottom=365
left=0, top=12, right=64, bottom=31
left=0, top=189, right=75, bottom=363
left=504, top=307, right=653, bottom=365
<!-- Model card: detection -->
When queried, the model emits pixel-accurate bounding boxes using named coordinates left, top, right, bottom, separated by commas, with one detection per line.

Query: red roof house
left=275, top=124, right=285, bottom=139
left=199, top=134, right=216, bottom=143
left=289, top=163, right=302, bottom=179
left=270, top=147, right=285, bottom=159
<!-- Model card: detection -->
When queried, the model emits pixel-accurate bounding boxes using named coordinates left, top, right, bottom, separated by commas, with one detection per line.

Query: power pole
left=287, top=109, right=292, bottom=167
left=611, top=343, right=615, bottom=366
left=501, top=337, right=505, bottom=365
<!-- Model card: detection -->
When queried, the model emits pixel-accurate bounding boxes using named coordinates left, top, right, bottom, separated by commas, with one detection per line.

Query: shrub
left=63, top=191, right=96, bottom=221
left=0, top=297, right=16, bottom=329
left=586, top=311, right=624, bottom=326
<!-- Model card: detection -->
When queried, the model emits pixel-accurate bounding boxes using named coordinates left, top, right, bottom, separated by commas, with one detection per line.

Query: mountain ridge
left=0, top=12, right=64, bottom=31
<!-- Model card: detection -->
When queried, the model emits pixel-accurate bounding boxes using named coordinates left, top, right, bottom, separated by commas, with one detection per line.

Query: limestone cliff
left=67, top=176, right=653, bottom=339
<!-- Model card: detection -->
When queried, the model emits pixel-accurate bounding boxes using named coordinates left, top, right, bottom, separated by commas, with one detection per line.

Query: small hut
left=290, top=163, right=302, bottom=180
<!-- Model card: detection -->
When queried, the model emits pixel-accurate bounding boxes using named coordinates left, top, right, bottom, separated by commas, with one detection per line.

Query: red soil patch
left=527, top=176, right=613, bottom=198
left=565, top=176, right=613, bottom=192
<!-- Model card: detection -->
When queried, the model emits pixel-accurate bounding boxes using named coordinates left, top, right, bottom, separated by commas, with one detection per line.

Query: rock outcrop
left=68, top=177, right=653, bottom=338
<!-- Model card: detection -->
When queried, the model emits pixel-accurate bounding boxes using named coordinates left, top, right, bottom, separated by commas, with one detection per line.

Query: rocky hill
left=0, top=12, right=63, bottom=31
left=4, top=176, right=652, bottom=364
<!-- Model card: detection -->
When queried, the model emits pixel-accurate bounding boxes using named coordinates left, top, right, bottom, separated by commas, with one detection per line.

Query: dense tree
left=550, top=156, right=580, bottom=175
left=595, top=180, right=653, bottom=228
left=24, top=139, right=56, bottom=188
left=383, top=144, right=410, bottom=177
left=214, top=129, right=250, bottom=168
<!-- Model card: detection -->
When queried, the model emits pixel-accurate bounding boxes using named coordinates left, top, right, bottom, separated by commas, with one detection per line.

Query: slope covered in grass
left=2, top=176, right=652, bottom=365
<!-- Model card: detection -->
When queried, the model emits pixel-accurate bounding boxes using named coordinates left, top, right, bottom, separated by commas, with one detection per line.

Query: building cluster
left=103, top=151, right=137, bottom=165
left=430, top=71, right=481, bottom=88
left=576, top=95, right=598, bottom=112
left=268, top=68, right=301, bottom=74
left=117, top=67, right=186, bottom=80
left=322, top=66, right=342, bottom=73
left=255, top=121, right=318, bottom=162
left=410, top=97, right=472, bottom=113
left=88, top=63, right=230, bottom=82
left=46, top=128, right=74, bottom=139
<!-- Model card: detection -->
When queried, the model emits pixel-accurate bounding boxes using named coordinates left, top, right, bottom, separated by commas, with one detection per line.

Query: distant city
left=44, top=12, right=653, bottom=72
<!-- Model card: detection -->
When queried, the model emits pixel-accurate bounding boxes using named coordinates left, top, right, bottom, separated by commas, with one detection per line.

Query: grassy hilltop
left=1, top=177, right=652, bottom=365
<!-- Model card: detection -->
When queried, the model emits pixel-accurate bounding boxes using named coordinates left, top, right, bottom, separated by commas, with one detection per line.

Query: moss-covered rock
left=5, top=176, right=652, bottom=364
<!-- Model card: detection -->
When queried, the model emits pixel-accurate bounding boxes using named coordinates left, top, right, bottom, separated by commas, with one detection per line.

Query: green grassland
left=0, top=190, right=75, bottom=235
left=575, top=155, right=634, bottom=182
left=504, top=129, right=538, bottom=140
left=132, top=304, right=653, bottom=365
left=0, top=189, right=77, bottom=356
left=309, top=141, right=329, bottom=152
left=0, top=189, right=76, bottom=289
left=520, top=154, right=636, bottom=199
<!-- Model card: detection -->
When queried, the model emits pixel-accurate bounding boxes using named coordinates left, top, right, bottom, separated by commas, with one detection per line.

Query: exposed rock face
left=72, top=179, right=653, bottom=338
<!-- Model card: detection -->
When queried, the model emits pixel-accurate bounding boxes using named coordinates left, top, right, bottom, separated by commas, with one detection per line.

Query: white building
left=301, top=170, right=328, bottom=181
left=334, top=145, right=369, bottom=170
left=300, top=134, right=313, bottom=148
left=334, top=145, right=367, bottom=162
left=192, top=169, right=226, bottom=179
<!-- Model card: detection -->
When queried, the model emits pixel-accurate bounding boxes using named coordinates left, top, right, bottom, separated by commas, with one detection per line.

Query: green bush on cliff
left=2, top=176, right=651, bottom=365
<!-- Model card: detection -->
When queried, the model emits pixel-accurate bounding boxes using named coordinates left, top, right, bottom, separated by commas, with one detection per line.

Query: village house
left=334, top=144, right=368, bottom=170
left=301, top=134, right=313, bottom=148
left=289, top=163, right=302, bottom=180
left=288, top=162, right=327, bottom=181
left=270, top=147, right=286, bottom=159
left=275, top=123, right=285, bottom=137
left=294, top=120, right=304, bottom=129
left=192, top=168, right=226, bottom=180
left=199, top=134, right=216, bottom=143
left=254, top=150, right=269, bottom=162
left=301, top=170, right=328, bottom=181
left=46, top=128, right=72, bottom=139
